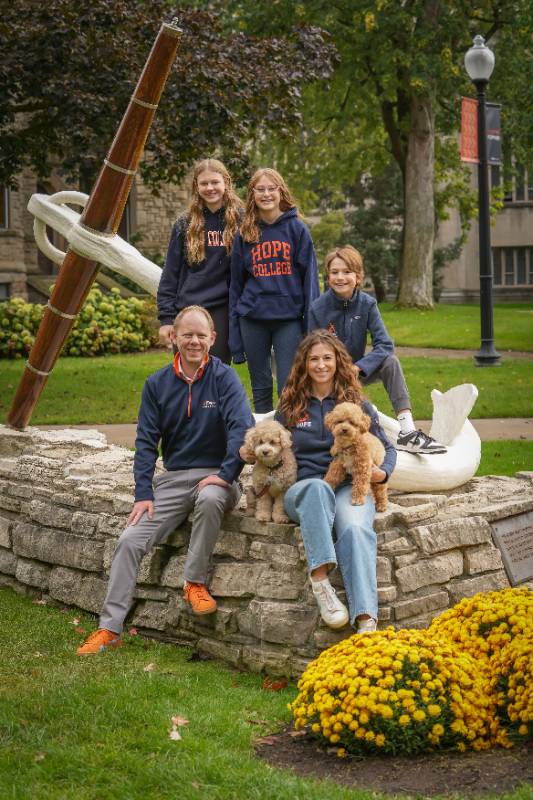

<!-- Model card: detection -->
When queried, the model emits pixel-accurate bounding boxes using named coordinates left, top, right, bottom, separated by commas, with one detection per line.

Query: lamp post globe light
left=465, top=35, right=501, bottom=366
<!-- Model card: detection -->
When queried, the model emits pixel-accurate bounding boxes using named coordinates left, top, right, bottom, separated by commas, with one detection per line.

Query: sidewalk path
left=40, top=418, right=533, bottom=447
left=395, top=346, right=533, bottom=360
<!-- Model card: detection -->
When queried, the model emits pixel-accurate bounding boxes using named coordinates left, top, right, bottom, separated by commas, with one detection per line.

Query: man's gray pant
left=359, top=355, right=411, bottom=414
left=99, top=468, right=241, bottom=634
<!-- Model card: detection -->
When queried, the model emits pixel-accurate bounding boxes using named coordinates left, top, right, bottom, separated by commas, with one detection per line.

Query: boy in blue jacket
left=309, top=246, right=446, bottom=455
left=77, top=306, right=254, bottom=654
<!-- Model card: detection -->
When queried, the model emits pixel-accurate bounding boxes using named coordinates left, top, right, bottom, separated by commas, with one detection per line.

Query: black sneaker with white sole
left=396, top=429, right=447, bottom=455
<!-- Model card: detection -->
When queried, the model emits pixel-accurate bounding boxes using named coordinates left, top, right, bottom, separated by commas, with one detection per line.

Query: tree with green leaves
left=0, top=2, right=334, bottom=189
left=228, top=0, right=533, bottom=308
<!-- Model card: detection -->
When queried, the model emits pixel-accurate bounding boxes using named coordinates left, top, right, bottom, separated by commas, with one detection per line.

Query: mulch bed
left=255, top=725, right=533, bottom=797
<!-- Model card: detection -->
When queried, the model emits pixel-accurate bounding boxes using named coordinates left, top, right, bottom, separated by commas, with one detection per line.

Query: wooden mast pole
left=7, top=19, right=182, bottom=430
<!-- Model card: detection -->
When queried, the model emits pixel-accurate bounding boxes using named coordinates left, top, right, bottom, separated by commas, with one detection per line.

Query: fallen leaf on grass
left=32, top=599, right=47, bottom=606
left=74, top=627, right=86, bottom=634
left=128, top=627, right=138, bottom=636
left=246, top=718, right=270, bottom=726
left=168, top=715, right=188, bottom=742
left=171, top=715, right=189, bottom=727
left=143, top=663, right=156, bottom=672
left=261, top=677, right=288, bottom=691
left=34, top=752, right=46, bottom=762
left=254, top=735, right=278, bottom=746
left=169, top=727, right=182, bottom=741
left=69, top=618, right=81, bottom=626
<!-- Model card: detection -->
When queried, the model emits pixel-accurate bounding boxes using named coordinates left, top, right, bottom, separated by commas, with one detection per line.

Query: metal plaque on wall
left=491, top=511, right=533, bottom=586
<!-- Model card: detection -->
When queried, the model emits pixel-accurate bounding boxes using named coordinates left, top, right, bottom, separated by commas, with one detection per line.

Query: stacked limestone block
left=1, top=425, right=532, bottom=677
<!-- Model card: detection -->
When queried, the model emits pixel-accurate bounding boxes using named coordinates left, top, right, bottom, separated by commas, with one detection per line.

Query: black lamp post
left=465, top=35, right=501, bottom=366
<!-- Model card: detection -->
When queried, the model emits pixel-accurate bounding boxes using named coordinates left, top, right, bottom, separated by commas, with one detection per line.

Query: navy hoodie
left=134, top=356, right=254, bottom=501
left=157, top=208, right=232, bottom=325
left=229, top=208, right=319, bottom=359
left=276, top=397, right=396, bottom=483
left=309, top=288, right=394, bottom=379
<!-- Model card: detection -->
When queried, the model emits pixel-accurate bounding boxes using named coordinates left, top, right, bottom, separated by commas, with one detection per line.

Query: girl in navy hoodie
left=229, top=168, right=319, bottom=412
left=157, top=159, right=244, bottom=364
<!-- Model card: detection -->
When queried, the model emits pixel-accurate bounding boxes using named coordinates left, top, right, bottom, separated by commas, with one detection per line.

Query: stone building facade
left=438, top=164, right=533, bottom=303
left=0, top=170, right=190, bottom=303
left=1, top=425, right=531, bottom=677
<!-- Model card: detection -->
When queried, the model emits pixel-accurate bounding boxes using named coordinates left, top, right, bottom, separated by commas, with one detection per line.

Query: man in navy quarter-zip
left=77, top=306, right=254, bottom=655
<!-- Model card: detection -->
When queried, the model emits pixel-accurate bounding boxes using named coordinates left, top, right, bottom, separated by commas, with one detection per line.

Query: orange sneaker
left=76, top=628, right=123, bottom=655
left=183, top=582, right=217, bottom=615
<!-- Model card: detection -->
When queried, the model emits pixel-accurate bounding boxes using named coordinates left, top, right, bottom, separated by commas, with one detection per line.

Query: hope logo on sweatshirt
left=207, top=229, right=224, bottom=248
left=295, top=412, right=312, bottom=429
left=202, top=400, right=217, bottom=409
left=250, top=240, right=292, bottom=279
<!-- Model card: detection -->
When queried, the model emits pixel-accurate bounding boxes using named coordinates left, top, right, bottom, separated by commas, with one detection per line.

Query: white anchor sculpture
left=29, top=190, right=481, bottom=493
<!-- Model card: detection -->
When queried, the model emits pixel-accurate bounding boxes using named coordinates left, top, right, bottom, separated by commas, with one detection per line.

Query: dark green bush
left=0, top=288, right=158, bottom=358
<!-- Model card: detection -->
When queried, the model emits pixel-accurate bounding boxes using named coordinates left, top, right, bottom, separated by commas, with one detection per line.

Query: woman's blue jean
left=239, top=317, right=303, bottom=412
left=284, top=478, right=377, bottom=625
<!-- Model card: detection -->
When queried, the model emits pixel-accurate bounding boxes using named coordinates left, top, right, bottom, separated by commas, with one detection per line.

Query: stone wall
left=1, top=425, right=532, bottom=676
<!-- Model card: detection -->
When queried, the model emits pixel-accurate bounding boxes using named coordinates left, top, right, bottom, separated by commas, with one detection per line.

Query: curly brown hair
left=324, top=245, right=365, bottom=290
left=186, top=159, right=243, bottom=263
left=278, top=331, right=364, bottom=427
left=240, top=168, right=298, bottom=244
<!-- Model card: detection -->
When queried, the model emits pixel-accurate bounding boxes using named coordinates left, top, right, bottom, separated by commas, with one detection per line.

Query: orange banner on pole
left=461, top=97, right=478, bottom=163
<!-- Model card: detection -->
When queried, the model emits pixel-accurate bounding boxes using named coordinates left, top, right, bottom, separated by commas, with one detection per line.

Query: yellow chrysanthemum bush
left=429, top=587, right=532, bottom=742
left=290, top=628, right=498, bottom=756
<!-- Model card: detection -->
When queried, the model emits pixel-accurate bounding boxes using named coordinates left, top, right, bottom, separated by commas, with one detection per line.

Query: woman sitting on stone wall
left=275, top=331, right=396, bottom=633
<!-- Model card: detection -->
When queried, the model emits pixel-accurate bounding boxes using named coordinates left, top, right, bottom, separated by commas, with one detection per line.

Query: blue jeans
left=239, top=317, right=303, bottom=412
left=284, top=479, right=377, bottom=625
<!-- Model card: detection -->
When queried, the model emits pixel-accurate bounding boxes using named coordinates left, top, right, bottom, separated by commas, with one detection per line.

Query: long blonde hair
left=240, top=168, right=297, bottom=244
left=186, top=159, right=243, bottom=263
left=278, top=331, right=364, bottom=427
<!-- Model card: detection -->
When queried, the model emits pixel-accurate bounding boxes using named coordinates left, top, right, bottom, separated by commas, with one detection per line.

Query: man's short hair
left=173, top=306, right=215, bottom=332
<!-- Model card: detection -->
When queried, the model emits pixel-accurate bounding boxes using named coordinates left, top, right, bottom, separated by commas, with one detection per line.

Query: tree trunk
left=397, top=94, right=435, bottom=308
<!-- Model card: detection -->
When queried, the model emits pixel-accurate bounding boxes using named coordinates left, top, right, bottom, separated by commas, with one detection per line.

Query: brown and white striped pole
left=7, top=18, right=182, bottom=429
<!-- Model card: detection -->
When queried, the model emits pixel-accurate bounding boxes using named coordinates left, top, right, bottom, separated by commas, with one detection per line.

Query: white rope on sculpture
left=28, top=191, right=481, bottom=493
left=28, top=191, right=162, bottom=295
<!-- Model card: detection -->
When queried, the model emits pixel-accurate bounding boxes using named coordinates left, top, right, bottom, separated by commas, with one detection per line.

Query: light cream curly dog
left=242, top=420, right=297, bottom=523
left=323, top=402, right=388, bottom=512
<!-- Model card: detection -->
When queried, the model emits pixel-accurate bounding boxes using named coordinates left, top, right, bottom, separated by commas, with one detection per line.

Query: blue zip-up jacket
left=276, top=397, right=396, bottom=483
left=229, top=208, right=319, bottom=360
left=134, top=356, right=254, bottom=501
left=308, top=288, right=394, bottom=379
left=157, top=208, right=233, bottom=325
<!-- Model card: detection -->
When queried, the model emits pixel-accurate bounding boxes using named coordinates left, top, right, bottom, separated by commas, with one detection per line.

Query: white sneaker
left=311, top=578, right=349, bottom=629
left=357, top=617, right=377, bottom=634
left=396, top=429, right=447, bottom=454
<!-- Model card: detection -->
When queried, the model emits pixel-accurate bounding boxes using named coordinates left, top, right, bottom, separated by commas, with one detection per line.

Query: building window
left=500, top=163, right=533, bottom=204
left=0, top=185, right=9, bottom=228
left=118, top=197, right=132, bottom=242
left=0, top=283, right=10, bottom=301
left=492, top=247, right=533, bottom=286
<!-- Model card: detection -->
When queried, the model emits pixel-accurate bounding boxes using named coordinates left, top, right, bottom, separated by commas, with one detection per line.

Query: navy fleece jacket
left=276, top=397, right=396, bottom=483
left=157, top=208, right=232, bottom=325
left=229, top=208, right=319, bottom=360
left=308, top=288, right=394, bottom=379
left=134, top=356, right=254, bottom=501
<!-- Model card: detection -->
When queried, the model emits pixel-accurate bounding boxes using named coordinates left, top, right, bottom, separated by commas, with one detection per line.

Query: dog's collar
left=253, top=460, right=284, bottom=498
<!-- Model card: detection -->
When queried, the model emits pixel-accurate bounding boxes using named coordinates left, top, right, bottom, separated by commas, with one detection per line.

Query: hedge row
left=0, top=288, right=159, bottom=358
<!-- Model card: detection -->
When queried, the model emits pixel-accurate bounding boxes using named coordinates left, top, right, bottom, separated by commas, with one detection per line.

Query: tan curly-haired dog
left=242, top=420, right=297, bottom=523
left=324, top=402, right=388, bottom=512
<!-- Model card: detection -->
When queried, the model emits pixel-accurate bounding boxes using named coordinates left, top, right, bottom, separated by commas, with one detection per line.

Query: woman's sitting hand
left=371, top=466, right=387, bottom=483
left=239, top=444, right=256, bottom=464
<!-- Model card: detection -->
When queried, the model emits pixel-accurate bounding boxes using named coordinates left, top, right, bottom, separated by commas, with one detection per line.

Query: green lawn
left=378, top=303, right=533, bottom=352
left=1, top=352, right=531, bottom=423
left=1, top=590, right=531, bottom=800
left=0, top=590, right=363, bottom=800
left=477, top=441, right=533, bottom=477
